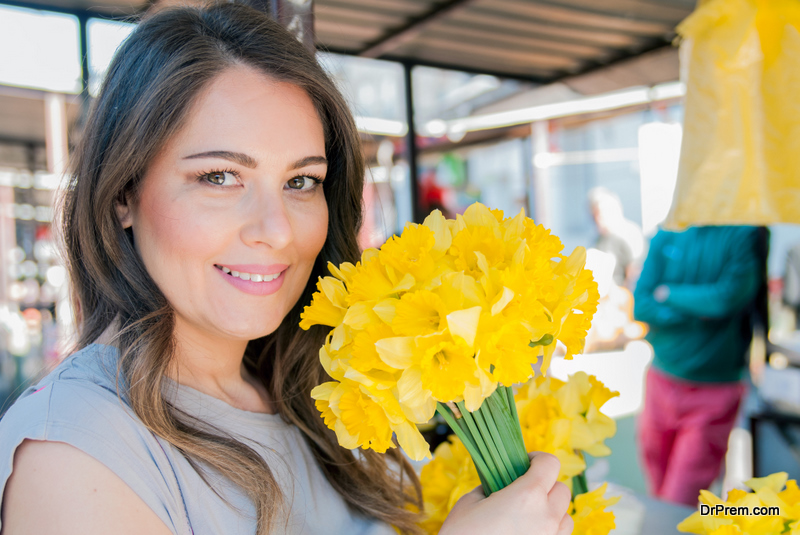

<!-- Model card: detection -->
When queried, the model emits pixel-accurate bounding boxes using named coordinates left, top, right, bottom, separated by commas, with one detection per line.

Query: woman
left=0, top=4, right=573, bottom=534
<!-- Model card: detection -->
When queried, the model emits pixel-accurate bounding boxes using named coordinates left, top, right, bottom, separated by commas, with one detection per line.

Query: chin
left=213, top=318, right=284, bottom=342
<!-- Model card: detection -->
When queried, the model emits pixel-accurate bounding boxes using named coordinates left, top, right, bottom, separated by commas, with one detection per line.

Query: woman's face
left=120, top=65, right=329, bottom=345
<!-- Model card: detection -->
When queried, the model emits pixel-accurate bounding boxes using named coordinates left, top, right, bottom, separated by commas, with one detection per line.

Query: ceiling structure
left=5, top=0, right=694, bottom=83
left=316, top=0, right=694, bottom=83
left=0, top=0, right=695, bottom=153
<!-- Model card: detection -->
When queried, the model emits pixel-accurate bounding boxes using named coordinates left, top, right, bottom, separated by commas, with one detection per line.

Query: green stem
left=505, top=386, right=526, bottom=447
left=481, top=400, right=518, bottom=480
left=453, top=401, right=501, bottom=482
left=486, top=393, right=530, bottom=478
left=504, top=386, right=532, bottom=475
left=459, top=401, right=514, bottom=487
left=572, top=471, right=589, bottom=498
left=436, top=403, right=499, bottom=494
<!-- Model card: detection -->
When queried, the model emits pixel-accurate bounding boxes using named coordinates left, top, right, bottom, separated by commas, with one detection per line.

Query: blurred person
left=0, top=4, right=573, bottom=535
left=633, top=226, right=762, bottom=506
left=588, top=187, right=644, bottom=288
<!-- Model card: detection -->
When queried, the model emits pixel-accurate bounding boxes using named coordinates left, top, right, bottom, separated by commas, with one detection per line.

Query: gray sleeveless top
left=0, top=344, right=395, bottom=534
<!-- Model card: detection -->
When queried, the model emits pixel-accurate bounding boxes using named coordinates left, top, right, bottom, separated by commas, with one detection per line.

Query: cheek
left=133, top=194, right=219, bottom=285
left=299, top=204, right=329, bottom=262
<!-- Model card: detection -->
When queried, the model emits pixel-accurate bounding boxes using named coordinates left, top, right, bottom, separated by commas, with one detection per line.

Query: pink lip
left=215, top=265, right=288, bottom=296
left=218, top=264, right=289, bottom=275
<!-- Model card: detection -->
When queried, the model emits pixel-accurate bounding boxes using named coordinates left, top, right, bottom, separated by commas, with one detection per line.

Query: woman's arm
left=439, top=452, right=573, bottom=535
left=1, top=440, right=173, bottom=535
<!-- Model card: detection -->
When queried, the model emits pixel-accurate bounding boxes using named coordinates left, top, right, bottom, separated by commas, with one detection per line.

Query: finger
left=548, top=481, right=572, bottom=514
left=556, top=513, right=574, bottom=535
left=523, top=452, right=561, bottom=491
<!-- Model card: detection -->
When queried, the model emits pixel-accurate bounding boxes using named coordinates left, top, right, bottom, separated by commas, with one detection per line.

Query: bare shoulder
left=1, top=439, right=173, bottom=535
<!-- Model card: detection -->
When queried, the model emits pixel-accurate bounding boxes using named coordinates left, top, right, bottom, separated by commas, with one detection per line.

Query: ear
left=115, top=194, right=133, bottom=229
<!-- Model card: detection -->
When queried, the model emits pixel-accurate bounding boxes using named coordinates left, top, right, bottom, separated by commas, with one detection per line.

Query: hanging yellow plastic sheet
left=666, top=0, right=800, bottom=228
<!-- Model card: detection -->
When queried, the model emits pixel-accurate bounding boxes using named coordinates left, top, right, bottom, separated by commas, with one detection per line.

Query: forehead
left=164, top=65, right=326, bottom=160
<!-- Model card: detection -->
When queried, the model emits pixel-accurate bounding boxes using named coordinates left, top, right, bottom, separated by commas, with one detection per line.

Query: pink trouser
left=638, top=367, right=746, bottom=506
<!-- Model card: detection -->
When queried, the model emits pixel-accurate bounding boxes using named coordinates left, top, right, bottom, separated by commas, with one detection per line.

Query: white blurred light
left=445, top=124, right=466, bottom=143
left=9, top=246, right=25, bottom=264
left=423, top=119, right=447, bottom=137
left=46, top=265, right=67, bottom=287
left=446, top=81, right=686, bottom=134
left=20, top=260, right=38, bottom=278
left=638, top=122, right=683, bottom=236
left=355, top=116, right=408, bottom=137
left=368, top=167, right=389, bottom=183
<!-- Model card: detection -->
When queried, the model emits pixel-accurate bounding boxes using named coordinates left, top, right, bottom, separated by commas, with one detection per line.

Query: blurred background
left=1, top=0, right=800, bottom=531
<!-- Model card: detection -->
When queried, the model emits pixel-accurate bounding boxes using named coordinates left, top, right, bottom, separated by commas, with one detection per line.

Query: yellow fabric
left=666, top=0, right=800, bottom=228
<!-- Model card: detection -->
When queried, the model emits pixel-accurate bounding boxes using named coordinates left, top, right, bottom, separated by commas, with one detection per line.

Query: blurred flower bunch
left=516, top=371, right=618, bottom=486
left=301, top=202, right=599, bottom=462
left=679, top=472, right=800, bottom=535
left=415, top=373, right=620, bottom=534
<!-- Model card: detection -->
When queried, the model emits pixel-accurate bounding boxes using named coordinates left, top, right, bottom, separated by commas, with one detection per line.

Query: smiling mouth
left=214, top=265, right=283, bottom=283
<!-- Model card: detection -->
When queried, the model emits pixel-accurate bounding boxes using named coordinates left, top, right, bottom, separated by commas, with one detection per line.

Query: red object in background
left=769, top=277, right=784, bottom=297
left=638, top=368, right=745, bottom=506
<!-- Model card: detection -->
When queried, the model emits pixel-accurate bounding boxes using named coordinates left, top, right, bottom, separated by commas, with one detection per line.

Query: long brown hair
left=60, top=3, right=422, bottom=533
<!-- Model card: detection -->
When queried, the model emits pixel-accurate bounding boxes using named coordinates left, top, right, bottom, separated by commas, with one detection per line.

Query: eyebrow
left=183, top=151, right=327, bottom=170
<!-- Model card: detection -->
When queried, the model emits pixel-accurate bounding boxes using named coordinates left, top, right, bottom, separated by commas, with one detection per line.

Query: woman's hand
left=439, top=452, right=573, bottom=535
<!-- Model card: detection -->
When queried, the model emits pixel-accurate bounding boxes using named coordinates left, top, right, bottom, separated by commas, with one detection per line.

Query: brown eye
left=208, top=172, right=226, bottom=185
left=288, top=176, right=312, bottom=190
left=200, top=171, right=237, bottom=186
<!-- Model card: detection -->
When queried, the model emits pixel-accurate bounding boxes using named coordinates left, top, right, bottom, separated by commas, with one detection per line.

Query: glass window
left=317, top=52, right=406, bottom=127
left=88, top=18, right=136, bottom=96
left=0, top=5, right=81, bottom=93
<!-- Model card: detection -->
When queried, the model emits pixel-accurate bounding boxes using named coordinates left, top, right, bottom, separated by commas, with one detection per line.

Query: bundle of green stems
left=436, top=386, right=531, bottom=496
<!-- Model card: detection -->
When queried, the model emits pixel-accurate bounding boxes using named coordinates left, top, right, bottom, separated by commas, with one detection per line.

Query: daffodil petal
left=334, top=418, right=360, bottom=449
left=391, top=273, right=416, bottom=293
left=310, top=381, right=337, bottom=401
left=398, top=366, right=431, bottom=408
left=559, top=246, right=587, bottom=277
left=372, top=298, right=397, bottom=324
left=446, top=306, right=482, bottom=348
left=343, top=301, right=375, bottom=329
left=747, top=472, right=789, bottom=493
left=393, top=420, right=431, bottom=461
left=375, top=336, right=415, bottom=369
left=491, top=286, right=515, bottom=316
left=463, top=366, right=496, bottom=412
left=422, top=209, right=452, bottom=254
left=503, top=208, right=526, bottom=242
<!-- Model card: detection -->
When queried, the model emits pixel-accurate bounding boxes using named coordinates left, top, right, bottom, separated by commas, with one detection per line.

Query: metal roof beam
left=358, top=0, right=478, bottom=59
left=546, top=38, right=673, bottom=83
left=323, top=46, right=548, bottom=84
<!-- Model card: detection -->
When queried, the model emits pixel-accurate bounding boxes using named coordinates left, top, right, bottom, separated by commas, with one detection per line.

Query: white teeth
left=219, top=265, right=282, bottom=283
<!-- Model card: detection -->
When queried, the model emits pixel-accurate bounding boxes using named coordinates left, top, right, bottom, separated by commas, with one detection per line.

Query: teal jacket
left=633, top=226, right=761, bottom=383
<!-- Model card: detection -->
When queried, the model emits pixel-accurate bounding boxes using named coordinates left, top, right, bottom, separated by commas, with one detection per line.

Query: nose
left=239, top=185, right=294, bottom=250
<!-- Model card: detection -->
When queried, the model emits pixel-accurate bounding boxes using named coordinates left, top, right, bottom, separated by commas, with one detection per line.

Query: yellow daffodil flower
left=570, top=483, right=620, bottom=535
left=302, top=201, right=599, bottom=463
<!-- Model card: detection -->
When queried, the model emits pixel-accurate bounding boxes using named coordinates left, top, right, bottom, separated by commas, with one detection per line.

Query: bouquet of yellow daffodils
left=416, top=372, right=620, bottom=534
left=300, top=202, right=599, bottom=495
left=678, top=472, right=800, bottom=535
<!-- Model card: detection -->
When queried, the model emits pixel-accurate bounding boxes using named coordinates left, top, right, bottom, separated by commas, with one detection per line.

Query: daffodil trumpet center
left=436, top=385, right=530, bottom=496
